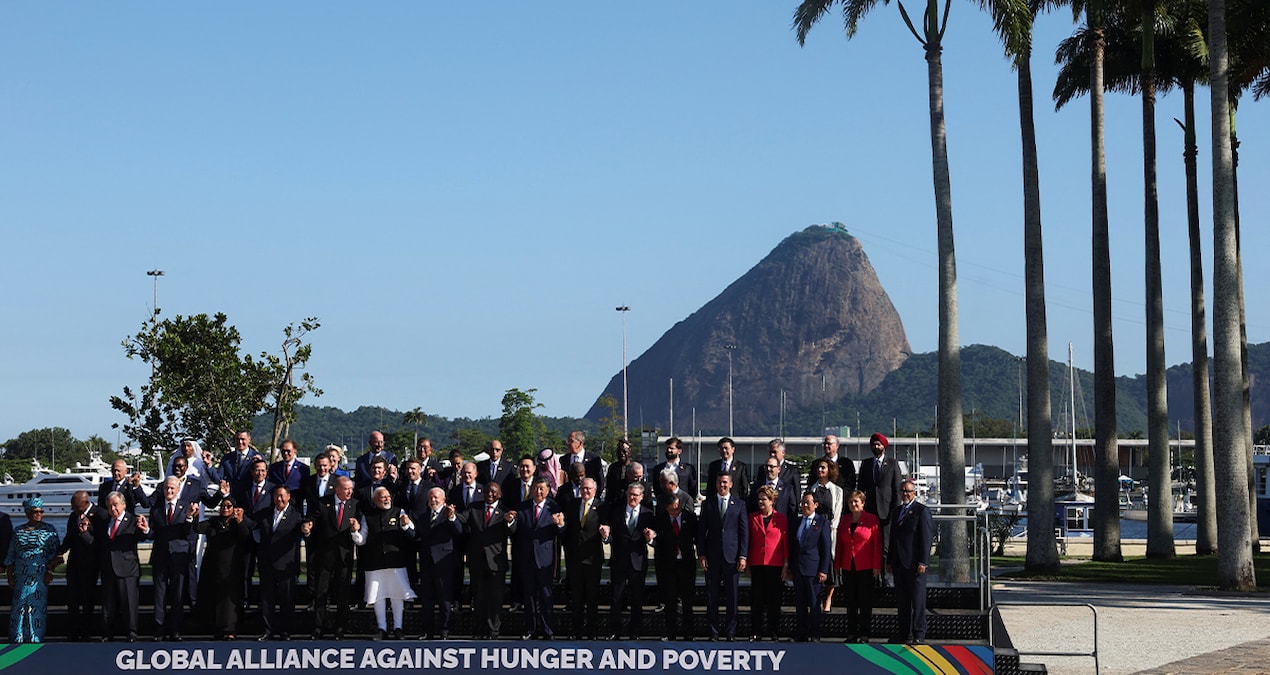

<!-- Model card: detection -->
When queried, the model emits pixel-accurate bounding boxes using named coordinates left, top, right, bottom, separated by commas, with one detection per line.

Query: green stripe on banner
left=853, top=645, right=927, bottom=674
left=0, top=644, right=43, bottom=670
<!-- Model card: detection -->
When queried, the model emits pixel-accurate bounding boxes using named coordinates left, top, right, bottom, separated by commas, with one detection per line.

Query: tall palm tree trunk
left=1089, top=15, right=1122, bottom=563
left=1208, top=0, right=1255, bottom=591
left=927, top=36, right=969, bottom=583
left=1179, top=83, right=1217, bottom=555
left=1230, top=123, right=1259, bottom=553
left=1019, top=39, right=1058, bottom=572
left=1141, top=0, right=1174, bottom=559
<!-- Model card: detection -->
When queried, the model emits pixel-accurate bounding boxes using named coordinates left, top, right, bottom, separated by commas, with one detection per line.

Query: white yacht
left=0, top=452, right=159, bottom=520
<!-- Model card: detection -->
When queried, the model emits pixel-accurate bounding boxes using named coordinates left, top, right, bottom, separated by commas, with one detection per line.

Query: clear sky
left=2, top=2, right=1266, bottom=448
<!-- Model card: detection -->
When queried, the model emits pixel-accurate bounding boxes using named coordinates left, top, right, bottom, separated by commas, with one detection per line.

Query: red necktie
left=336, top=502, right=344, bottom=526
left=285, top=463, right=291, bottom=479
left=486, top=505, right=493, bottom=525
left=534, top=504, right=541, bottom=522
left=110, top=519, right=120, bottom=539
left=167, top=503, right=174, bottom=524
left=254, top=485, right=261, bottom=504
left=672, top=517, right=680, bottom=538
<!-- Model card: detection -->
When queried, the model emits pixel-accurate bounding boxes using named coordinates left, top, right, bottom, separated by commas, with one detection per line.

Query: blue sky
left=2, top=3, right=1265, bottom=448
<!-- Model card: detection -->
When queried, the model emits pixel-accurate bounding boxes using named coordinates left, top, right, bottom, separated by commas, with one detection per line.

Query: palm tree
left=402, top=406, right=427, bottom=449
left=1209, top=0, right=1254, bottom=591
left=793, top=0, right=1027, bottom=579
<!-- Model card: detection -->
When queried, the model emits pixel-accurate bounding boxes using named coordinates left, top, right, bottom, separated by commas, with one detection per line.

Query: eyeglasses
left=29, top=509, right=44, bottom=514
left=901, top=489, right=917, bottom=494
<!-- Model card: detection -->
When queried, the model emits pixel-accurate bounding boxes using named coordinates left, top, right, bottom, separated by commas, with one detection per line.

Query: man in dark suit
left=889, top=480, right=933, bottom=644
left=501, top=455, right=538, bottom=511
left=447, top=461, right=486, bottom=513
left=402, top=437, right=442, bottom=484
left=696, top=473, right=748, bottom=642
left=563, top=477, right=605, bottom=640
left=767, top=439, right=802, bottom=492
left=651, top=492, right=697, bottom=641
left=267, top=439, right=310, bottom=496
left=148, top=477, right=198, bottom=640
left=301, top=451, right=338, bottom=518
left=459, top=482, right=514, bottom=638
left=655, top=468, right=693, bottom=517
left=354, top=430, right=398, bottom=489
left=60, top=490, right=108, bottom=641
left=556, top=461, right=588, bottom=512
left=603, top=439, right=634, bottom=505
left=705, top=437, right=750, bottom=503
left=510, top=477, right=565, bottom=639
left=750, top=458, right=798, bottom=523
left=306, top=476, right=359, bottom=640
left=219, top=430, right=264, bottom=494
left=414, top=487, right=464, bottom=639
left=168, top=456, right=206, bottom=609
left=355, top=455, right=398, bottom=514
left=476, top=439, right=514, bottom=488
left=653, top=437, right=699, bottom=500
left=822, top=434, right=859, bottom=492
left=858, top=432, right=904, bottom=563
left=97, top=459, right=153, bottom=513
left=234, top=458, right=275, bottom=607
left=252, top=485, right=305, bottom=641
left=561, top=430, right=602, bottom=489
left=607, top=482, right=654, bottom=640
left=789, top=492, right=834, bottom=642
left=91, top=490, right=150, bottom=642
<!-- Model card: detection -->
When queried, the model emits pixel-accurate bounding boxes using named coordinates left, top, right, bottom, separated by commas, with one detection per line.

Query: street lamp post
left=616, top=306, right=631, bottom=438
left=724, top=343, right=737, bottom=437
left=146, top=269, right=165, bottom=383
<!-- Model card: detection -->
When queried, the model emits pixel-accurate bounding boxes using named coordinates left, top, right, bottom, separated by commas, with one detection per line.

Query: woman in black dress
left=192, top=497, right=252, bottom=640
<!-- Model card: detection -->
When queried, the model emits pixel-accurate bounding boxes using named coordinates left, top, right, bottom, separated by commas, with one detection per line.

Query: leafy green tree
left=1, top=427, right=77, bottom=461
left=385, top=429, right=416, bottom=457
left=450, top=428, right=494, bottom=458
left=499, top=388, right=548, bottom=458
left=263, top=318, right=322, bottom=460
left=594, top=394, right=626, bottom=461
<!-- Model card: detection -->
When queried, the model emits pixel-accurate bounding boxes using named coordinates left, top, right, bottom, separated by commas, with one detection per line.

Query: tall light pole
left=724, top=343, right=737, bottom=437
left=146, top=269, right=165, bottom=318
left=616, top=306, right=630, bottom=438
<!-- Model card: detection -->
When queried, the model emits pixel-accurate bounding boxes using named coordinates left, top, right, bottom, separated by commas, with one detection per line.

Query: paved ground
left=992, top=580, right=1270, bottom=675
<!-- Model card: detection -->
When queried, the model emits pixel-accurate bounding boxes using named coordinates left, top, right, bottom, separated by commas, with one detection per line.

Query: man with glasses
left=749, top=458, right=796, bottom=523
left=888, top=480, right=932, bottom=644
left=821, top=435, right=858, bottom=492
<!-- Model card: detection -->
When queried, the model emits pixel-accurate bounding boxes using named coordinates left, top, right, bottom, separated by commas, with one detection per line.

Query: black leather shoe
left=748, top=635, right=759, bottom=642
left=171, top=634, right=184, bottom=642
left=280, top=633, right=291, bottom=641
left=258, top=633, right=273, bottom=642
left=392, top=629, right=403, bottom=640
left=333, top=629, right=344, bottom=641
left=440, top=631, right=449, bottom=640
left=521, top=634, right=534, bottom=641
left=311, top=630, right=323, bottom=641
left=910, top=637, right=926, bottom=644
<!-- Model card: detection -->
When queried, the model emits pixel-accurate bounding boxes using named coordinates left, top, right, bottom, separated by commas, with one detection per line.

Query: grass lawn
left=993, top=553, right=1270, bottom=588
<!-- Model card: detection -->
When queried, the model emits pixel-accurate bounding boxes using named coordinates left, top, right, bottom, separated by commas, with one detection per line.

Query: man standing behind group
left=562, top=431, right=602, bottom=492
left=267, top=440, right=310, bottom=497
left=705, top=437, right=750, bottom=503
left=697, top=473, right=747, bottom=642
left=355, top=431, right=397, bottom=489
left=822, top=435, right=858, bottom=492
left=302, top=452, right=337, bottom=517
left=889, top=480, right=933, bottom=644
left=654, top=437, right=699, bottom=500
left=405, top=437, right=441, bottom=483
left=604, top=439, right=635, bottom=505
left=219, top=431, right=263, bottom=495
left=857, top=433, right=904, bottom=564
left=477, top=440, right=514, bottom=488
left=97, top=459, right=152, bottom=513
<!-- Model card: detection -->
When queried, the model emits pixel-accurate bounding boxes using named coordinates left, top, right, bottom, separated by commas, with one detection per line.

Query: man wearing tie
left=501, top=456, right=537, bottom=511
left=705, top=437, right=750, bottom=503
left=563, top=477, right=605, bottom=640
left=414, top=487, right=463, bottom=640
left=446, top=461, right=486, bottom=513
left=750, top=459, right=797, bottom=524
left=306, top=476, right=359, bottom=640
left=889, top=480, right=933, bottom=644
left=355, top=456, right=397, bottom=514
left=89, top=491, right=150, bottom=642
left=302, top=452, right=336, bottom=518
left=219, top=430, right=263, bottom=494
left=651, top=492, right=697, bottom=641
left=696, top=473, right=748, bottom=642
left=857, top=433, right=904, bottom=565
left=789, top=493, right=833, bottom=642
left=148, top=477, right=198, bottom=641
left=607, top=482, right=654, bottom=641
left=267, top=439, right=310, bottom=496
left=97, top=459, right=153, bottom=513
left=354, top=431, right=397, bottom=489
left=510, top=477, right=565, bottom=640
left=476, top=439, right=514, bottom=488
left=562, top=431, right=602, bottom=488
left=822, top=435, right=859, bottom=492
left=458, top=482, right=514, bottom=639
left=60, top=490, right=109, bottom=641
left=252, top=486, right=304, bottom=641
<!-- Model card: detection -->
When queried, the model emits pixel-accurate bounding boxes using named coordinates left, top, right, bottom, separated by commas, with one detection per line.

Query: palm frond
left=793, top=0, right=837, bottom=45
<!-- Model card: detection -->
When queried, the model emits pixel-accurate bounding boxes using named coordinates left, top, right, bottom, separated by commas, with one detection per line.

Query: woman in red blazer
left=745, top=485, right=789, bottom=641
left=835, top=490, right=883, bottom=642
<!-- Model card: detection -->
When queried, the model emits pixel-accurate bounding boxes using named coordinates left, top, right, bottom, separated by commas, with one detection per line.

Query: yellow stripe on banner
left=908, top=644, right=962, bottom=674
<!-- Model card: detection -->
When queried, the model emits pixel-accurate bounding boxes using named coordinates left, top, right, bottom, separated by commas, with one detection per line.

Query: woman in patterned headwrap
left=3, top=497, right=62, bottom=643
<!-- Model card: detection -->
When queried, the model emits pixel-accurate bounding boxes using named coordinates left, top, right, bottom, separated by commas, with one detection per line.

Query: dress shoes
left=440, top=631, right=449, bottom=640
left=392, top=629, right=403, bottom=640
left=311, top=630, right=324, bottom=641
left=258, top=633, right=274, bottom=642
left=910, top=637, right=926, bottom=644
left=748, top=635, right=759, bottom=642
left=333, top=629, right=344, bottom=641
left=521, top=634, right=534, bottom=641
left=171, top=634, right=184, bottom=642
left=376, top=630, right=387, bottom=641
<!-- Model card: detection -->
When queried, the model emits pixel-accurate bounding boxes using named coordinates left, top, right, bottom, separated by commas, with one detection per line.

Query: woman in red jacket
left=745, top=485, right=788, bottom=641
left=835, top=490, right=883, bottom=643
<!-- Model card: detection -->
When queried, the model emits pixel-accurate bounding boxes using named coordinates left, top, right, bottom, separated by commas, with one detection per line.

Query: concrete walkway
left=991, top=580, right=1270, bottom=675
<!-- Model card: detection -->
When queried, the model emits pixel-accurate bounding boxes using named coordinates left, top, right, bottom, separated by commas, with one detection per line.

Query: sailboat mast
left=1069, top=342, right=1078, bottom=487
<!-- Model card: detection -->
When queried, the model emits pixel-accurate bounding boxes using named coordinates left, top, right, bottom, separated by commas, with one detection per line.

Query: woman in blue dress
left=4, top=496, right=62, bottom=643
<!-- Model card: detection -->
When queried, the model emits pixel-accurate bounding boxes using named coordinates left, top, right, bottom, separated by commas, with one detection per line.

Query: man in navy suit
left=97, top=459, right=153, bottom=513
left=476, top=439, right=514, bottom=488
left=447, top=461, right=486, bottom=513
left=458, top=482, right=515, bottom=638
left=252, top=485, right=305, bottom=641
left=219, top=430, right=263, bottom=494
left=654, top=436, right=699, bottom=500
left=60, top=490, right=109, bottom=641
left=148, top=477, right=198, bottom=640
left=267, top=439, right=310, bottom=496
left=696, top=473, right=748, bottom=642
left=561, top=431, right=602, bottom=490
left=789, top=492, right=833, bottom=642
left=414, top=487, right=464, bottom=639
left=705, top=437, right=750, bottom=503
left=234, top=459, right=276, bottom=609
left=888, top=480, right=933, bottom=644
left=354, top=431, right=398, bottom=489
left=510, top=477, right=564, bottom=639
left=90, top=491, right=151, bottom=642
left=858, top=433, right=904, bottom=563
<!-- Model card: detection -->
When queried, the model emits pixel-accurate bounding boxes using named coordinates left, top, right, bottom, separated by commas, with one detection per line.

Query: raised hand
left=129, top=472, right=143, bottom=486
left=598, top=524, right=611, bottom=540
left=232, top=508, right=244, bottom=522
left=445, top=504, right=457, bottom=520
left=643, top=527, right=655, bottom=542
left=349, top=517, right=361, bottom=533
left=551, top=512, right=565, bottom=527
left=504, top=512, right=517, bottom=524
left=187, top=503, right=200, bottom=519
left=301, top=521, right=313, bottom=536
left=136, top=514, right=149, bottom=531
